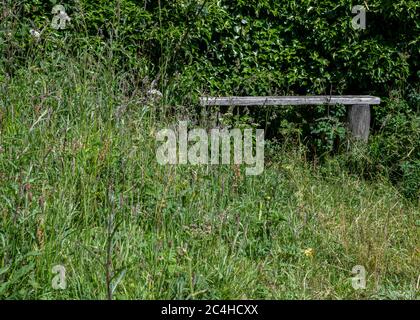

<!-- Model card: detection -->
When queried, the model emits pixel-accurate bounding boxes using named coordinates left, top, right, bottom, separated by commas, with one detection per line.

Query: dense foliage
left=0, top=1, right=419, bottom=300
left=2, top=1, right=419, bottom=93
left=1, top=0, right=419, bottom=197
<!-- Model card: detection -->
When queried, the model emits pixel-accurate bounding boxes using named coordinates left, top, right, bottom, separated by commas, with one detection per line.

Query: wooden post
left=348, top=104, right=371, bottom=142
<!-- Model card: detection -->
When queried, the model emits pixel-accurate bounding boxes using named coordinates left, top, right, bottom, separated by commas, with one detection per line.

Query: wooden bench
left=200, top=95, right=381, bottom=141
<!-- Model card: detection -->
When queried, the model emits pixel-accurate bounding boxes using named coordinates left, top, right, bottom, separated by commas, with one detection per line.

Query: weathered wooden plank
left=200, top=95, right=381, bottom=106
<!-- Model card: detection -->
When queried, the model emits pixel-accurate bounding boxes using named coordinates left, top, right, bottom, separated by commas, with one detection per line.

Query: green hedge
left=2, top=1, right=419, bottom=95
left=1, top=0, right=419, bottom=196
left=155, top=0, right=419, bottom=97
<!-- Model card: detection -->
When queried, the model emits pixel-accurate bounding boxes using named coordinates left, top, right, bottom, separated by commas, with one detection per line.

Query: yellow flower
left=304, top=248, right=314, bottom=258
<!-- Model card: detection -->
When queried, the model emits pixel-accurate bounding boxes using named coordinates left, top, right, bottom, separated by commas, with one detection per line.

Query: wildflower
left=147, top=89, right=163, bottom=99
left=304, top=248, right=314, bottom=258
left=30, top=29, right=41, bottom=39
left=147, top=79, right=162, bottom=100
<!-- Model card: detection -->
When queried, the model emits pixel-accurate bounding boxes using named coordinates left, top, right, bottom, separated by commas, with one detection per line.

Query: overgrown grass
left=0, top=55, right=419, bottom=299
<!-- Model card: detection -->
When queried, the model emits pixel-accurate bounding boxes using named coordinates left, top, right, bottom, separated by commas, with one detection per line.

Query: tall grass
left=0, top=49, right=419, bottom=299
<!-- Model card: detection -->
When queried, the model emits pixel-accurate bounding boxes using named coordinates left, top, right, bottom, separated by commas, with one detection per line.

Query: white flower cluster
left=147, top=89, right=163, bottom=99
left=30, top=29, right=41, bottom=39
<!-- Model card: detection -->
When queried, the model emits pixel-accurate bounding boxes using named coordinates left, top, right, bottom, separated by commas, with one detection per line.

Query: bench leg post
left=348, top=104, right=371, bottom=142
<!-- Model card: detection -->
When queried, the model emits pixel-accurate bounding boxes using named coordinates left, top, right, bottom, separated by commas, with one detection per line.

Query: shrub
left=1, top=0, right=419, bottom=198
